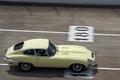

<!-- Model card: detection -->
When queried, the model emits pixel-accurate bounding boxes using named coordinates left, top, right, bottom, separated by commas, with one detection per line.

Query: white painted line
left=0, top=63, right=9, bottom=66
left=92, top=67, right=120, bottom=70
left=97, top=67, right=120, bottom=70
left=0, top=63, right=17, bottom=66
left=94, top=33, right=120, bottom=37
left=0, top=29, right=68, bottom=34
left=0, top=29, right=120, bottom=37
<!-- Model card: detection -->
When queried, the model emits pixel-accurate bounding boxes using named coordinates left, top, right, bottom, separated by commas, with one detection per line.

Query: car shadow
left=7, top=66, right=64, bottom=78
left=64, top=64, right=98, bottom=79
left=7, top=65, right=98, bottom=78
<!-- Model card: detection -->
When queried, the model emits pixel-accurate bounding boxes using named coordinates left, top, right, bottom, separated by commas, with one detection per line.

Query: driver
left=36, top=49, right=47, bottom=56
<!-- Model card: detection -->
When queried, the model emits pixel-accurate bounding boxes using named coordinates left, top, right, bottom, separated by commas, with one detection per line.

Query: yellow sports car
left=4, top=38, right=96, bottom=72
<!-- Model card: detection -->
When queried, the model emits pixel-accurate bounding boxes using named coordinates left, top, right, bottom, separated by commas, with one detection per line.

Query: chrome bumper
left=4, top=55, right=18, bottom=62
left=88, top=62, right=97, bottom=67
left=88, top=59, right=97, bottom=67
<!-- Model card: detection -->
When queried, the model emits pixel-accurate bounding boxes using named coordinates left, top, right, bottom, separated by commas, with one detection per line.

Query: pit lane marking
left=0, top=29, right=120, bottom=37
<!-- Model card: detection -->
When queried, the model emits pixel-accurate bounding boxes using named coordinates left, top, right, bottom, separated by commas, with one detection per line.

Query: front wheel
left=18, top=62, right=33, bottom=72
left=70, top=63, right=85, bottom=72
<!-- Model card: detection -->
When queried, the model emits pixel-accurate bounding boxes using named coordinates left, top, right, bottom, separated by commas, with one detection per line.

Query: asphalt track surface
left=0, top=4, right=120, bottom=80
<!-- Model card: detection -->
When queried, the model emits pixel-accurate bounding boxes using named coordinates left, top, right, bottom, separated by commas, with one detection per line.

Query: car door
left=23, top=49, right=37, bottom=66
left=35, top=49, right=55, bottom=67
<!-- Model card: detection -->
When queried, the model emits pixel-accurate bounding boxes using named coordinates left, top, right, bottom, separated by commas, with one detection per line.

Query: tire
left=70, top=63, right=85, bottom=72
left=18, top=62, right=33, bottom=72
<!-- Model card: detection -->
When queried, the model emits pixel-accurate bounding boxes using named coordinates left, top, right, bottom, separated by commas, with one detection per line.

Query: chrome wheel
left=19, top=62, right=33, bottom=71
left=72, top=64, right=83, bottom=72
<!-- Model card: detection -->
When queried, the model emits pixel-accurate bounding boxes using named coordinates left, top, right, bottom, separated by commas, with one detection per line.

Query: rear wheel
left=70, top=63, right=85, bottom=72
left=18, top=62, right=33, bottom=72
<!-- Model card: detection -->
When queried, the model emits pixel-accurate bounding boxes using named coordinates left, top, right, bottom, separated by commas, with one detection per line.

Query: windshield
left=47, top=41, right=56, bottom=56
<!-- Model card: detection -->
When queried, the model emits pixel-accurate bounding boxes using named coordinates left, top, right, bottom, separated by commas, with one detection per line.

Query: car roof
left=22, top=38, right=49, bottom=50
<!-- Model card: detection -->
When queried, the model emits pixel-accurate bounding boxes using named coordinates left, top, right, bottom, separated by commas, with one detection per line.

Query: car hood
left=56, top=45, right=91, bottom=57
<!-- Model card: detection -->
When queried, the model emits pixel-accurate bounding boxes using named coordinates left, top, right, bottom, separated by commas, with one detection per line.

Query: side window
left=23, top=49, right=35, bottom=56
left=35, top=49, right=47, bottom=56
left=14, top=42, right=24, bottom=51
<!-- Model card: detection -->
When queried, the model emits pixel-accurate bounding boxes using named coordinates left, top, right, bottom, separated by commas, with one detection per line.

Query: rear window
left=14, top=42, right=24, bottom=50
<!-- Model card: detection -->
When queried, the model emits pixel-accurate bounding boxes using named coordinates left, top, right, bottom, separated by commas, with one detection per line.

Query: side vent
left=91, top=53, right=94, bottom=58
